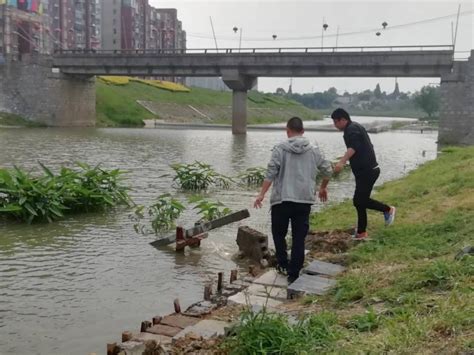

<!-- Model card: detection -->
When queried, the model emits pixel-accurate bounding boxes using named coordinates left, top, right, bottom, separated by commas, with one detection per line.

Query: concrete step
left=302, top=260, right=345, bottom=277
left=172, top=319, right=231, bottom=342
left=287, top=274, right=337, bottom=299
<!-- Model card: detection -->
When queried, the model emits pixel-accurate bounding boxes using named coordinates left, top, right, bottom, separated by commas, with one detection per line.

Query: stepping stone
left=303, top=260, right=345, bottom=277
left=227, top=291, right=283, bottom=308
left=246, top=283, right=288, bottom=301
left=287, top=274, right=337, bottom=299
left=172, top=319, right=230, bottom=341
left=160, top=314, right=201, bottom=329
left=252, top=269, right=288, bottom=288
left=146, top=324, right=182, bottom=337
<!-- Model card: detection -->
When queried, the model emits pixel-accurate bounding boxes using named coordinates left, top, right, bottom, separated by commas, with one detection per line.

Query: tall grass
left=0, top=162, right=131, bottom=223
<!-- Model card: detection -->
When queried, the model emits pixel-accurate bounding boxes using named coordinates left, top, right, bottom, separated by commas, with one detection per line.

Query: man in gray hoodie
left=254, top=117, right=332, bottom=283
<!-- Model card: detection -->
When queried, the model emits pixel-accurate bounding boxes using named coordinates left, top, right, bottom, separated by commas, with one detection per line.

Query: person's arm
left=314, top=145, right=333, bottom=202
left=254, top=147, right=280, bottom=209
left=318, top=177, right=330, bottom=202
left=334, top=148, right=355, bottom=173
left=254, top=179, right=272, bottom=208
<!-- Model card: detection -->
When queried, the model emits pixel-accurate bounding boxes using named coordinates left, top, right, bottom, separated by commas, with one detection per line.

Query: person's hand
left=334, top=162, right=344, bottom=174
left=254, top=194, right=265, bottom=209
left=318, top=188, right=328, bottom=202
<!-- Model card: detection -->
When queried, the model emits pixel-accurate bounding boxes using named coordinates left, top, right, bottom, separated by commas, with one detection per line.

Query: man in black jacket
left=331, top=108, right=395, bottom=240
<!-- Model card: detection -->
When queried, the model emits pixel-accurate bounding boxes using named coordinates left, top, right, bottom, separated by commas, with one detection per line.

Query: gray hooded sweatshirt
left=265, top=136, right=332, bottom=206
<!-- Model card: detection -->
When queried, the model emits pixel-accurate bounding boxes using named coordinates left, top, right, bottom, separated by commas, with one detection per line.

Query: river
left=0, top=119, right=437, bottom=354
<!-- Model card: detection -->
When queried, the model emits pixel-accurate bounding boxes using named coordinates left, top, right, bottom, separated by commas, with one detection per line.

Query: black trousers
left=271, top=202, right=311, bottom=278
left=353, top=167, right=390, bottom=234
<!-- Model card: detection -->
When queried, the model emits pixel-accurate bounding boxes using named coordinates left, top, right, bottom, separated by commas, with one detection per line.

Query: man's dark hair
left=287, top=116, right=304, bottom=132
left=331, top=108, right=351, bottom=122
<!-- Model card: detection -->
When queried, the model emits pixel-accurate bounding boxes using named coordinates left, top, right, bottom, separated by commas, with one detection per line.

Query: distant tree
left=275, top=87, right=286, bottom=96
left=374, top=83, right=382, bottom=99
left=414, top=85, right=440, bottom=119
left=358, top=89, right=372, bottom=101
left=392, top=81, right=400, bottom=98
left=343, top=91, right=351, bottom=96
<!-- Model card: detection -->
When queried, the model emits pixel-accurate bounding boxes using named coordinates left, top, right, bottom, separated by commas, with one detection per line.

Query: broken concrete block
left=146, top=324, right=182, bottom=337
left=246, top=283, right=287, bottom=301
left=236, top=226, right=270, bottom=265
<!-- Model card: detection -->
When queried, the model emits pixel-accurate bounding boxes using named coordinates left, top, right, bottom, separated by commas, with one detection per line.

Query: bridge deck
left=53, top=45, right=454, bottom=78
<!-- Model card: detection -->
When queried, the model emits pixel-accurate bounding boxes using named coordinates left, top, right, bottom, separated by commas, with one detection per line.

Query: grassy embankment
left=96, top=80, right=320, bottom=127
left=224, top=146, right=473, bottom=354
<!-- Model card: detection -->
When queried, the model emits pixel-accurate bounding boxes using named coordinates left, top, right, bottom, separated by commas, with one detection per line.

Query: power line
left=186, top=10, right=474, bottom=42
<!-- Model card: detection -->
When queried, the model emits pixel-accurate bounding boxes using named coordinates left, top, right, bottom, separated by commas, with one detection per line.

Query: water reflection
left=0, top=125, right=437, bottom=354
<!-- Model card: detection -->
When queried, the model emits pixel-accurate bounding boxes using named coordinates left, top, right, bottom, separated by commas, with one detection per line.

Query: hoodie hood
left=280, top=136, right=312, bottom=154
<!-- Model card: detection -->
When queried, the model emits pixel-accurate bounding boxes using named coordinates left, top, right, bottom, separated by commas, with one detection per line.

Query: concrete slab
left=252, top=269, right=288, bottom=288
left=132, top=332, right=172, bottom=345
left=227, top=291, right=283, bottom=308
left=146, top=324, right=182, bottom=337
left=183, top=300, right=217, bottom=317
left=303, top=260, right=346, bottom=277
left=160, top=314, right=201, bottom=329
left=172, top=319, right=230, bottom=341
left=246, top=283, right=287, bottom=301
left=287, top=274, right=337, bottom=299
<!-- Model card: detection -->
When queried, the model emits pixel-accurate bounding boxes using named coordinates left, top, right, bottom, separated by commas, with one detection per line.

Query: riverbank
left=196, top=146, right=474, bottom=353
left=0, top=112, right=44, bottom=127
left=96, top=81, right=320, bottom=127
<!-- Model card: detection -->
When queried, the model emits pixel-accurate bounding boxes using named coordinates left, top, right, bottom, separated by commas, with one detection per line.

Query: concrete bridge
left=1, top=45, right=473, bottom=144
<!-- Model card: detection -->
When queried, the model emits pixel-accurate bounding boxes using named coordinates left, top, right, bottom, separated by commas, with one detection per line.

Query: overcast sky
left=150, top=0, right=473, bottom=94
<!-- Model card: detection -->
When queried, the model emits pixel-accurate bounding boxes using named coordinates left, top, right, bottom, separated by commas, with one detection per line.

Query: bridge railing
left=54, top=44, right=454, bottom=56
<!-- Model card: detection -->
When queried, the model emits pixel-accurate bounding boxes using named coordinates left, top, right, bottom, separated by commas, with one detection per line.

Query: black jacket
left=343, top=121, right=378, bottom=176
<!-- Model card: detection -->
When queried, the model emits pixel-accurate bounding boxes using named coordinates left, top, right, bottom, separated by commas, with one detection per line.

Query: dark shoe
left=276, top=264, right=288, bottom=276
left=287, top=275, right=298, bottom=284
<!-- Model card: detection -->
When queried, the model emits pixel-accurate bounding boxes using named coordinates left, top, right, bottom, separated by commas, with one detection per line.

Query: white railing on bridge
left=54, top=44, right=454, bottom=56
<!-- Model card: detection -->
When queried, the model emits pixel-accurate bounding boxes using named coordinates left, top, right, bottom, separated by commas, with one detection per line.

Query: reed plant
left=0, top=162, right=131, bottom=223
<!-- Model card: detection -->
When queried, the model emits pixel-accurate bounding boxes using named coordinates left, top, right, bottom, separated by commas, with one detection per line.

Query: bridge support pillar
left=0, top=57, right=96, bottom=126
left=439, top=51, right=474, bottom=145
left=222, top=70, right=257, bottom=135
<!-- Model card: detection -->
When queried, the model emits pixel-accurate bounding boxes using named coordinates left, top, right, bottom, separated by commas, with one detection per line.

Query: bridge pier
left=439, top=51, right=474, bottom=145
left=0, top=56, right=96, bottom=126
left=222, top=70, right=257, bottom=134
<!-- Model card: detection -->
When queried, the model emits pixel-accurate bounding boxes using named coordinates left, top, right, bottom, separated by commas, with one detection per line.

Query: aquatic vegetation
left=237, top=167, right=266, bottom=186
left=189, top=196, right=232, bottom=222
left=133, top=194, right=185, bottom=234
left=0, top=162, right=131, bottom=224
left=170, top=161, right=233, bottom=190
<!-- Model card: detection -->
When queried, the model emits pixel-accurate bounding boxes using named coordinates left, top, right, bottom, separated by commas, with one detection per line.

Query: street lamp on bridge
left=233, top=26, right=242, bottom=52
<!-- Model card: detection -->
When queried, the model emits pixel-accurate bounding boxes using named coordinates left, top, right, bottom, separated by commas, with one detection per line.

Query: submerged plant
left=189, top=196, right=232, bottom=222
left=170, top=161, right=232, bottom=190
left=0, top=162, right=131, bottom=224
left=132, top=194, right=185, bottom=234
left=237, top=167, right=266, bottom=186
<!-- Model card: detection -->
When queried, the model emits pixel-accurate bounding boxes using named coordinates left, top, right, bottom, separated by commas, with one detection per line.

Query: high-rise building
left=0, top=0, right=49, bottom=57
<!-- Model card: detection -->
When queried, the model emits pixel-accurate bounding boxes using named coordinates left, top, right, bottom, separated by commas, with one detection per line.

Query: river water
left=0, top=120, right=437, bottom=354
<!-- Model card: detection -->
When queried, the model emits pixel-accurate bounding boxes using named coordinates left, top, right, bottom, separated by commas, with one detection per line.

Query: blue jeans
left=271, top=202, right=311, bottom=279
